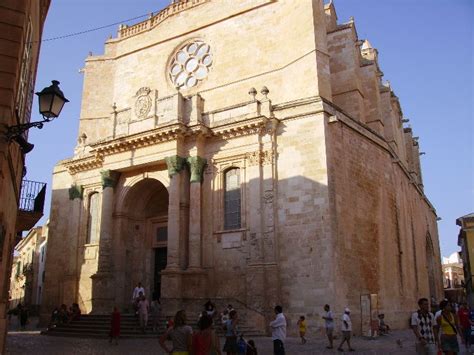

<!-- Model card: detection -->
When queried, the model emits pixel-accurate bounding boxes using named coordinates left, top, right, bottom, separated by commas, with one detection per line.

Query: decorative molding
left=118, top=0, right=211, bottom=39
left=246, top=150, right=274, bottom=167
left=100, top=170, right=121, bottom=189
left=68, top=184, right=84, bottom=200
left=212, top=116, right=266, bottom=139
left=65, top=154, right=104, bottom=175
left=187, top=156, right=207, bottom=183
left=165, top=155, right=186, bottom=177
left=134, top=87, right=152, bottom=119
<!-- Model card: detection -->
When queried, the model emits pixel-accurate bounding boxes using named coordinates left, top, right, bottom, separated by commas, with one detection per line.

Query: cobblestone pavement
left=6, top=329, right=473, bottom=355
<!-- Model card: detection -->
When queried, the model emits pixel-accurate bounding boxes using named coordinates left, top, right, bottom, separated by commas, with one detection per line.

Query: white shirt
left=324, top=310, right=334, bottom=328
left=342, top=313, right=352, bottom=331
left=270, top=313, right=287, bottom=341
left=132, top=286, right=145, bottom=300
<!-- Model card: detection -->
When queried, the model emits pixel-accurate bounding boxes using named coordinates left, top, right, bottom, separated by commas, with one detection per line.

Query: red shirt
left=457, top=308, right=470, bottom=329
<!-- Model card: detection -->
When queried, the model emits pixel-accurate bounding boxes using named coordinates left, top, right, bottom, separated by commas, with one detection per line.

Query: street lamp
left=5, top=80, right=69, bottom=152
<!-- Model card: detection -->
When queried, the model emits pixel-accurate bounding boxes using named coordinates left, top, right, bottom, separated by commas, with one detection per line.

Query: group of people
left=131, top=282, right=161, bottom=334
left=411, top=298, right=474, bottom=355
left=49, top=303, right=81, bottom=328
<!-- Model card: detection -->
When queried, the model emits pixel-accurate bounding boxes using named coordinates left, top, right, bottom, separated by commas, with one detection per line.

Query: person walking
left=109, top=306, right=121, bottom=345
left=411, top=297, right=438, bottom=355
left=19, top=303, right=29, bottom=331
left=297, top=316, right=307, bottom=344
left=322, top=304, right=334, bottom=349
left=337, top=308, right=355, bottom=352
left=192, top=314, right=222, bottom=355
left=270, top=305, right=287, bottom=355
left=137, top=292, right=149, bottom=333
left=223, top=309, right=239, bottom=355
left=437, top=300, right=462, bottom=355
left=159, top=310, right=193, bottom=355
left=457, top=302, right=471, bottom=350
left=132, top=282, right=145, bottom=314
left=151, top=296, right=161, bottom=332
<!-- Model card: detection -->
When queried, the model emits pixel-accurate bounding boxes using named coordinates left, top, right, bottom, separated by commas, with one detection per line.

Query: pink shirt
left=138, top=299, right=149, bottom=314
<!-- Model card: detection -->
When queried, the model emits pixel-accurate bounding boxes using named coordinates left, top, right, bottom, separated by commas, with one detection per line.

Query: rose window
left=169, top=40, right=213, bottom=89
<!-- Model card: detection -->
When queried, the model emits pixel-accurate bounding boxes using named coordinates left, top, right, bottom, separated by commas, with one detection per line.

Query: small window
left=156, top=227, right=168, bottom=242
left=41, top=247, right=45, bottom=262
left=87, top=192, right=100, bottom=244
left=42, top=270, right=45, bottom=282
left=224, top=168, right=241, bottom=230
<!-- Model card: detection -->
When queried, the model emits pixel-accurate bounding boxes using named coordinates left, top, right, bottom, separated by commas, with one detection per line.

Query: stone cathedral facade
left=41, top=0, right=443, bottom=333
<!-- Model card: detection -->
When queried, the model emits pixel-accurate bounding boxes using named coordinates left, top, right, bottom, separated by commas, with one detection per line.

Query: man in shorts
left=411, top=297, right=438, bottom=355
left=322, top=304, right=334, bottom=349
left=337, top=308, right=355, bottom=352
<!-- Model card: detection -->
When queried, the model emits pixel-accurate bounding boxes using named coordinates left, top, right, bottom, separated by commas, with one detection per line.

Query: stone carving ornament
left=169, top=40, right=213, bottom=89
left=134, top=87, right=152, bottom=119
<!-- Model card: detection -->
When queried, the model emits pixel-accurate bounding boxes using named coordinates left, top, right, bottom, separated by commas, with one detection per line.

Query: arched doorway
left=121, top=178, right=169, bottom=302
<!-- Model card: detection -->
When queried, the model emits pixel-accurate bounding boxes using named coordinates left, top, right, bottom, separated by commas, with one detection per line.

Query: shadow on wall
left=38, top=165, right=440, bottom=334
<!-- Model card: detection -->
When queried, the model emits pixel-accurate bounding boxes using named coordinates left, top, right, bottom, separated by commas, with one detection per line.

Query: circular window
left=169, top=40, right=213, bottom=89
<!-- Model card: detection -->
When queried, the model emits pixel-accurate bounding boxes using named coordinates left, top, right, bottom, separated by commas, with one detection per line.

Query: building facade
left=442, top=252, right=465, bottom=303
left=41, top=0, right=443, bottom=333
left=457, top=213, right=474, bottom=307
left=9, top=224, right=48, bottom=313
left=0, top=0, right=50, bottom=349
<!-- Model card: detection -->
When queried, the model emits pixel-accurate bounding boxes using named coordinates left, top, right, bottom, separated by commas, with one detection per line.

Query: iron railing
left=19, top=180, right=46, bottom=213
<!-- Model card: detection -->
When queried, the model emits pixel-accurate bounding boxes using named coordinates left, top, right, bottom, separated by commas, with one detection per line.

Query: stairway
left=42, top=313, right=266, bottom=339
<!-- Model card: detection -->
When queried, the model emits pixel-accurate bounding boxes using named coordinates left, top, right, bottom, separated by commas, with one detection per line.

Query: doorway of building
left=154, top=247, right=167, bottom=299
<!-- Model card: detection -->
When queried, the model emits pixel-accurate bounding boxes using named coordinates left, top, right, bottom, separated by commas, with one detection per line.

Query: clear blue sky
left=27, top=0, right=473, bottom=257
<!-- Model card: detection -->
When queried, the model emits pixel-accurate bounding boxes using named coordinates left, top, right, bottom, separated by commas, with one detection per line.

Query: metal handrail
left=19, top=180, right=46, bottom=213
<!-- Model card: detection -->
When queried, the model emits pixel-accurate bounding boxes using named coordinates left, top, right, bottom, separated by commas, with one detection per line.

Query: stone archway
left=118, top=177, right=169, bottom=306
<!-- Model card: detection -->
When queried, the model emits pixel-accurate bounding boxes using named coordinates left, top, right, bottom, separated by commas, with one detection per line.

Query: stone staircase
left=42, top=313, right=266, bottom=339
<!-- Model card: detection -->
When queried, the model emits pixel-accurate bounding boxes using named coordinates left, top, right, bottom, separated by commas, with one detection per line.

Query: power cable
left=36, top=11, right=160, bottom=43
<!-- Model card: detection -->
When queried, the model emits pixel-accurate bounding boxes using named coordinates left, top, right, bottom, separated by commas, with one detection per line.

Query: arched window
left=224, top=168, right=241, bottom=230
left=87, top=192, right=100, bottom=244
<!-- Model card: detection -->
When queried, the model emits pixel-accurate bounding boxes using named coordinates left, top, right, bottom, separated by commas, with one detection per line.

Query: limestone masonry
left=41, top=0, right=443, bottom=335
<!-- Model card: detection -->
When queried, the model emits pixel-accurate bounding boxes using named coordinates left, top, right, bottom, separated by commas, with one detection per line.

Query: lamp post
left=5, top=80, right=69, bottom=144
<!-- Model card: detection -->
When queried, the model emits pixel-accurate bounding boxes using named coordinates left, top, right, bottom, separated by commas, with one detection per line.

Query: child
left=246, top=339, right=258, bottom=355
left=109, top=306, right=120, bottom=345
left=166, top=315, right=174, bottom=329
left=297, top=315, right=307, bottom=344
left=237, top=334, right=247, bottom=355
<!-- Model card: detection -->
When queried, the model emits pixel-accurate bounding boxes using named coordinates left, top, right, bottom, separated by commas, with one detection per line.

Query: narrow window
left=224, top=168, right=241, bottom=230
left=87, top=192, right=100, bottom=244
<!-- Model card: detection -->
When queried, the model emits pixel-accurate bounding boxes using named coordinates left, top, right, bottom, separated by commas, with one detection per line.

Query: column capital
left=187, top=156, right=207, bottom=183
left=100, top=170, right=121, bottom=189
left=68, top=184, right=84, bottom=200
left=165, top=155, right=186, bottom=177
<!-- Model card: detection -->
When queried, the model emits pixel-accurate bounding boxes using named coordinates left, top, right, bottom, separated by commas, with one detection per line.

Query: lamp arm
left=6, top=118, right=52, bottom=140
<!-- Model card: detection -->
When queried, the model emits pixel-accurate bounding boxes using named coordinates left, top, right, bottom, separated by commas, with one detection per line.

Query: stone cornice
left=211, top=116, right=267, bottom=139
left=64, top=154, right=104, bottom=175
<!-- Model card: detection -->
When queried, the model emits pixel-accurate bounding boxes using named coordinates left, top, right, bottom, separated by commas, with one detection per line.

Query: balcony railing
left=16, top=180, right=46, bottom=232
left=19, top=180, right=46, bottom=213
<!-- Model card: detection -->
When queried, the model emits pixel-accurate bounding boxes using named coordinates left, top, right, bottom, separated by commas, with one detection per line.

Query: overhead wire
left=35, top=11, right=160, bottom=43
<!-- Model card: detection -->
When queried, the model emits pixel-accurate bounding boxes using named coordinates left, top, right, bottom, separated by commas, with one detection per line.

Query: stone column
left=187, top=156, right=206, bottom=269
left=91, top=170, right=120, bottom=313
left=65, top=184, right=83, bottom=305
left=164, top=156, right=186, bottom=270
left=97, top=170, right=120, bottom=272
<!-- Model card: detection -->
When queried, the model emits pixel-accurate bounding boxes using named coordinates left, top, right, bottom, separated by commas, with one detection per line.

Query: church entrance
left=154, top=247, right=167, bottom=299
left=120, top=177, right=169, bottom=305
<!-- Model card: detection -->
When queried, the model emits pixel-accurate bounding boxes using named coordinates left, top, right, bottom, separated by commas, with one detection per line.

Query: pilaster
left=91, top=170, right=120, bottom=313
left=187, top=156, right=206, bottom=270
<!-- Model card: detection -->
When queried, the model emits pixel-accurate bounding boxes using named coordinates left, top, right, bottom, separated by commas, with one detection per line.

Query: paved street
left=5, top=329, right=473, bottom=355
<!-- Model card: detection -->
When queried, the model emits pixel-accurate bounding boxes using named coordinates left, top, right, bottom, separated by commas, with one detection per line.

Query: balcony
left=16, top=180, right=46, bottom=232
